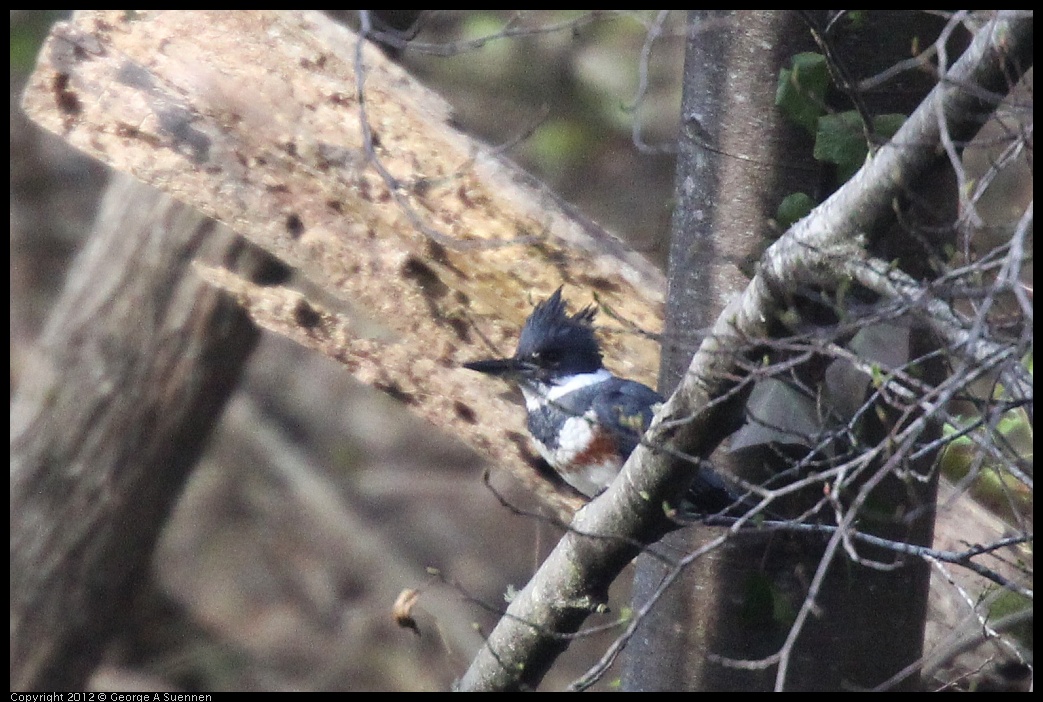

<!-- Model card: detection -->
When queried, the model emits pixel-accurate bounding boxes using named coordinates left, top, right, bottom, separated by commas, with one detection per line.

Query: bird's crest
left=515, top=288, right=602, bottom=370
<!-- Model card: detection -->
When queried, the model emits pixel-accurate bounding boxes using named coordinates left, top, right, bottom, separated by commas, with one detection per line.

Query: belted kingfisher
left=464, top=288, right=739, bottom=515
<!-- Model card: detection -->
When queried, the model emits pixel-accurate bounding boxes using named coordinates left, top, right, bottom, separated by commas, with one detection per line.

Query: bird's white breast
left=530, top=411, right=622, bottom=498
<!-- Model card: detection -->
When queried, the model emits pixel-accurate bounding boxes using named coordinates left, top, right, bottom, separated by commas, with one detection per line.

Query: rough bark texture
left=624, top=10, right=821, bottom=691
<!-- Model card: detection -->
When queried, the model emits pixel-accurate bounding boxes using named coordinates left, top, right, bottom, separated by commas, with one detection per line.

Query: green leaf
left=844, top=10, right=868, bottom=28
left=527, top=119, right=593, bottom=177
left=988, top=591, right=1033, bottom=648
left=873, top=113, right=906, bottom=140
left=814, top=111, right=866, bottom=171
left=815, top=111, right=907, bottom=182
left=776, top=52, right=830, bottom=134
left=776, top=192, right=815, bottom=229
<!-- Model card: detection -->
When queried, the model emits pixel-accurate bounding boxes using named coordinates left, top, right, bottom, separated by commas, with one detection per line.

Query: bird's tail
left=678, top=465, right=761, bottom=522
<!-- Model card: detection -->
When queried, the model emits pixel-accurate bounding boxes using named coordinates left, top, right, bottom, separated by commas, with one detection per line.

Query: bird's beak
left=463, top=357, right=536, bottom=381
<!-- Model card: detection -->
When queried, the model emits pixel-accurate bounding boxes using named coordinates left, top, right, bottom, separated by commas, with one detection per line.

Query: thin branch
left=797, top=11, right=877, bottom=151
left=369, top=11, right=622, bottom=56
left=628, top=10, right=678, bottom=155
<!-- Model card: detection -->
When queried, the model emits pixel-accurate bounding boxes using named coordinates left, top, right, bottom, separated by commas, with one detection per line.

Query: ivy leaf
left=776, top=52, right=830, bottom=134
left=815, top=111, right=907, bottom=182
left=776, top=192, right=815, bottom=230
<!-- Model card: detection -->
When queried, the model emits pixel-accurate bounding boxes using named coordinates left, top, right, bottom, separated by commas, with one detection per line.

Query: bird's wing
left=589, top=379, right=663, bottom=458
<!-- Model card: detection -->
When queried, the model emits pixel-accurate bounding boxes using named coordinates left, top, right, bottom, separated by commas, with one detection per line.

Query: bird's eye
left=538, top=349, right=562, bottom=366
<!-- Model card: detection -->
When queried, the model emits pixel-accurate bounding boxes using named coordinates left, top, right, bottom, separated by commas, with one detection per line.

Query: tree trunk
left=623, top=10, right=820, bottom=690
left=10, top=175, right=278, bottom=690
left=624, top=10, right=959, bottom=691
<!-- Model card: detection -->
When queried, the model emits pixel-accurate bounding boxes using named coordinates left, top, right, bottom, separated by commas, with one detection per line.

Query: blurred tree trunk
left=10, top=175, right=281, bottom=690
left=623, top=10, right=958, bottom=691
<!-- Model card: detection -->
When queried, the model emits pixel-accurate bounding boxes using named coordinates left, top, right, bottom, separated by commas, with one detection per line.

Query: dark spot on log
left=506, top=431, right=548, bottom=472
left=115, top=122, right=161, bottom=148
left=457, top=183, right=474, bottom=207
left=285, top=213, right=305, bottom=238
left=412, top=178, right=432, bottom=197
left=580, top=276, right=620, bottom=293
left=453, top=401, right=477, bottom=424
left=376, top=381, right=415, bottom=405
left=293, top=299, right=323, bottom=328
left=251, top=256, right=292, bottom=286
left=447, top=317, right=470, bottom=343
left=426, top=239, right=449, bottom=265
left=53, top=73, right=81, bottom=116
left=401, top=256, right=448, bottom=299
